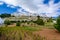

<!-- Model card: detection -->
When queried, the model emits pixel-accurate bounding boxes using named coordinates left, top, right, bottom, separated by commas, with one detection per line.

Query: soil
left=33, top=28, right=60, bottom=40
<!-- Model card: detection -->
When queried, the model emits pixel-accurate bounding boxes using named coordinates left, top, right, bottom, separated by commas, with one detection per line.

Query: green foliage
left=36, top=18, right=44, bottom=25
left=0, top=27, right=2, bottom=37
left=21, top=20, right=25, bottom=23
left=54, top=16, right=60, bottom=32
left=27, top=21, right=31, bottom=24
left=33, top=18, right=44, bottom=25
left=16, top=21, right=21, bottom=26
left=0, top=26, right=41, bottom=40
left=0, top=13, right=11, bottom=18
left=37, top=15, right=40, bottom=19
left=54, top=24, right=60, bottom=32
left=10, top=21, right=17, bottom=23
left=4, top=20, right=11, bottom=26
left=47, top=17, right=53, bottom=22
left=57, top=16, right=60, bottom=25
left=33, top=15, right=44, bottom=25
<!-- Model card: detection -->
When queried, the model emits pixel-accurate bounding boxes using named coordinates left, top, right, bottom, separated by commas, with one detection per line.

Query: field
left=0, top=26, right=44, bottom=40
left=0, top=21, right=60, bottom=40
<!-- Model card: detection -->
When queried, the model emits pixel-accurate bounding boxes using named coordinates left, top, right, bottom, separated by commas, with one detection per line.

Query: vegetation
left=0, top=13, right=59, bottom=40
left=16, top=21, right=21, bottom=26
left=54, top=16, right=60, bottom=32
left=0, top=13, right=11, bottom=18
left=47, top=17, right=53, bottom=22
left=37, top=15, right=40, bottom=19
left=33, top=15, right=44, bottom=25
left=21, top=20, right=25, bottom=23
left=36, top=18, right=44, bottom=25
left=10, top=21, right=17, bottom=23
left=0, top=26, right=42, bottom=40
left=4, top=20, right=11, bottom=27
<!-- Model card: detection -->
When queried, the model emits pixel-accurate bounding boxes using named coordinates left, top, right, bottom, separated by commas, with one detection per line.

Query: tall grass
left=0, top=26, right=45, bottom=40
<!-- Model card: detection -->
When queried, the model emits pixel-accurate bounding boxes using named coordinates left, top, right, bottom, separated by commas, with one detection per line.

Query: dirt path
left=33, top=28, right=60, bottom=40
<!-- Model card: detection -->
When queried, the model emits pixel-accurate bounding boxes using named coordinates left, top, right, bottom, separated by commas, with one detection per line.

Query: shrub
left=54, top=16, right=60, bottom=32
left=34, top=18, right=44, bottom=25
left=10, top=21, right=17, bottom=23
left=47, top=17, right=53, bottom=22
left=16, top=21, right=21, bottom=26
left=27, top=21, right=30, bottom=24
left=0, top=27, right=2, bottom=37
left=21, top=20, right=25, bottom=23
left=37, top=19, right=44, bottom=25
left=37, top=15, right=40, bottom=19
left=30, top=20, right=33, bottom=22
left=0, top=13, right=11, bottom=18
left=54, top=24, right=60, bottom=32
left=4, top=20, right=11, bottom=26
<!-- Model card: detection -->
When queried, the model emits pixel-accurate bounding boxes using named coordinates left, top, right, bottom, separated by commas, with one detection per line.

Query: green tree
left=36, top=18, right=44, bottom=25
left=54, top=16, right=60, bottom=32
left=34, top=15, right=44, bottom=25
left=47, top=17, right=53, bottom=22
left=4, top=20, right=11, bottom=27
left=16, top=21, right=21, bottom=26
left=37, top=15, right=40, bottom=19
left=0, top=13, right=11, bottom=18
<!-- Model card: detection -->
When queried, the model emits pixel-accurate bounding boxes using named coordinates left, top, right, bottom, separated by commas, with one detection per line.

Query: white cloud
left=0, top=1, right=4, bottom=5
left=0, top=0, right=18, bottom=6
left=0, top=0, right=60, bottom=17
left=37, top=0, right=60, bottom=17
left=7, top=5, right=15, bottom=8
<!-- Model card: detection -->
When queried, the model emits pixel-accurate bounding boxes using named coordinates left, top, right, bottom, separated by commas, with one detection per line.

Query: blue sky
left=0, top=0, right=60, bottom=17
left=0, top=1, right=20, bottom=14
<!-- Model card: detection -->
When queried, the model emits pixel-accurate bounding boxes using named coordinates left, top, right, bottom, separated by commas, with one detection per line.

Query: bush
left=4, top=20, right=11, bottom=26
left=27, top=21, right=30, bottom=24
left=16, top=21, right=21, bottom=26
left=54, top=24, right=60, bottom=32
left=54, top=16, right=60, bottom=32
left=34, top=18, right=44, bottom=25
left=21, top=20, right=25, bottom=23
left=0, top=27, right=2, bottom=37
left=0, top=13, right=11, bottom=18
left=10, top=21, right=17, bottom=23
left=47, top=17, right=53, bottom=22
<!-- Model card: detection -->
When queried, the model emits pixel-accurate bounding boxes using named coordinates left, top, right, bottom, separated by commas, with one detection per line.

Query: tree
left=54, top=16, right=60, bottom=32
left=34, top=15, right=44, bottom=25
left=37, top=15, right=40, bottom=19
left=16, top=21, right=21, bottom=26
left=47, top=17, right=53, bottom=22
left=35, top=18, right=44, bottom=25
left=4, top=20, right=11, bottom=27
left=0, top=13, right=11, bottom=18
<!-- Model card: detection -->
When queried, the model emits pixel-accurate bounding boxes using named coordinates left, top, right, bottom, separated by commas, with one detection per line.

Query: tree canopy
left=0, top=13, right=11, bottom=18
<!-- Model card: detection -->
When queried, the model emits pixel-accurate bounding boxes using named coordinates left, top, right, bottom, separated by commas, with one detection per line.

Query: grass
left=0, top=26, right=42, bottom=40
left=45, top=22, right=53, bottom=26
left=0, top=26, right=41, bottom=31
left=20, top=26, right=41, bottom=31
left=0, top=23, right=54, bottom=40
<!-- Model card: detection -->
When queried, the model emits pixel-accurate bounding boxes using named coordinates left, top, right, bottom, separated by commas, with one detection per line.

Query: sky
left=0, top=0, right=60, bottom=17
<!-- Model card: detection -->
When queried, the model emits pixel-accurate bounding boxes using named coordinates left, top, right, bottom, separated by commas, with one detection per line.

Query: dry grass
left=0, top=26, right=44, bottom=40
